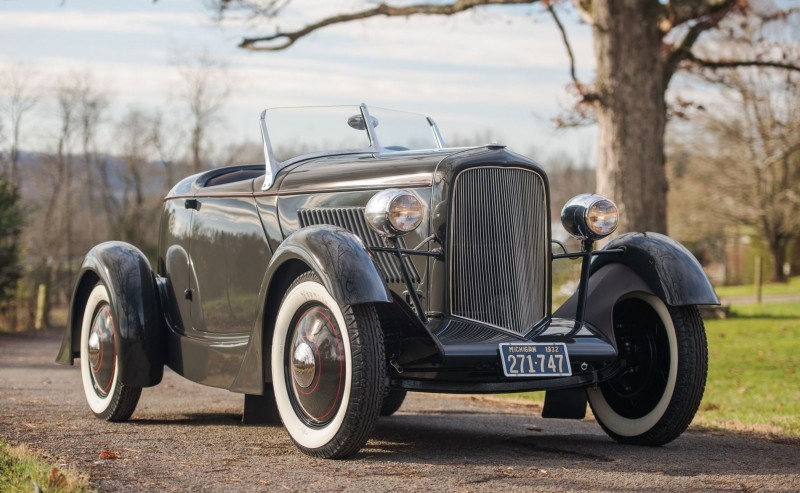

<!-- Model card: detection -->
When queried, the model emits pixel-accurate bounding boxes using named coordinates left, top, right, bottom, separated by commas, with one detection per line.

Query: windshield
left=265, top=106, right=372, bottom=163
left=261, top=104, right=442, bottom=165
left=368, top=107, right=440, bottom=151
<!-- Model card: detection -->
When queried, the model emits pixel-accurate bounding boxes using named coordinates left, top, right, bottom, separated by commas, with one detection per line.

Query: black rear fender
left=55, top=241, right=164, bottom=387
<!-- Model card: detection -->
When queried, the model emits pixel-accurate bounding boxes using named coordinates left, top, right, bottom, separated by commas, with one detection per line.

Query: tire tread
left=100, top=384, right=142, bottom=422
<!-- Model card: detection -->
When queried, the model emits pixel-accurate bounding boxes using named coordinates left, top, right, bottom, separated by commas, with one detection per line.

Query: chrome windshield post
left=259, top=110, right=279, bottom=191
left=360, top=103, right=382, bottom=151
left=427, top=117, right=445, bottom=149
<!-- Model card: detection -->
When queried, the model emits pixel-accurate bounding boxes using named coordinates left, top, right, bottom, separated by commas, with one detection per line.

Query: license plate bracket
left=499, top=343, right=572, bottom=377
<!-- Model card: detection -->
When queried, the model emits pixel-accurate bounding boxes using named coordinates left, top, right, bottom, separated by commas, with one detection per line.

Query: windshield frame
left=259, top=103, right=446, bottom=190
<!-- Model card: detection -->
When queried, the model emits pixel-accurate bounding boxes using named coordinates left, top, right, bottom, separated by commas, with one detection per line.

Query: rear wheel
left=79, top=284, right=141, bottom=421
left=588, top=293, right=707, bottom=446
left=271, top=272, right=385, bottom=459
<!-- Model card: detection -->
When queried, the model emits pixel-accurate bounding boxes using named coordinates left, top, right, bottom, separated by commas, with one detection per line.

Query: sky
left=0, top=0, right=598, bottom=165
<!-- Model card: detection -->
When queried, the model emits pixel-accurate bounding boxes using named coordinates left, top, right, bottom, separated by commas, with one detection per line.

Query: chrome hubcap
left=292, top=341, right=316, bottom=389
left=285, top=304, right=346, bottom=426
left=87, top=331, right=101, bottom=368
left=88, top=304, right=116, bottom=397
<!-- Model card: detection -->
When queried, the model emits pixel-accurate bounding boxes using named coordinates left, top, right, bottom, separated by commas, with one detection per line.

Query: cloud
left=0, top=11, right=206, bottom=35
left=0, top=0, right=597, bottom=160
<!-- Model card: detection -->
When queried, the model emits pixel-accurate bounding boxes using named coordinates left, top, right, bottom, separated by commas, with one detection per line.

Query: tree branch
left=666, top=0, right=737, bottom=30
left=238, top=0, right=539, bottom=50
left=685, top=53, right=800, bottom=72
left=663, top=19, right=717, bottom=87
left=662, top=0, right=737, bottom=88
left=544, top=0, right=597, bottom=102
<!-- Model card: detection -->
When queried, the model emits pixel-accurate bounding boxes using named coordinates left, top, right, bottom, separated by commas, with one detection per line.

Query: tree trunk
left=769, top=237, right=788, bottom=283
left=192, top=124, right=203, bottom=174
left=592, top=0, right=668, bottom=234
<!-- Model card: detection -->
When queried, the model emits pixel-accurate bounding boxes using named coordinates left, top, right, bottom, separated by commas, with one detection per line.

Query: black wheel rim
left=88, top=303, right=116, bottom=398
left=600, top=298, right=670, bottom=419
left=284, top=302, right=347, bottom=427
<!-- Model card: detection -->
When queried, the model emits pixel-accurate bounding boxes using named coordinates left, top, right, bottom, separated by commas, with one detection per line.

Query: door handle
left=184, top=198, right=201, bottom=210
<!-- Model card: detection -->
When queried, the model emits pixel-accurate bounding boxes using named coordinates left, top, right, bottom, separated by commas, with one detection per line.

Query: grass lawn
left=0, top=440, right=92, bottom=493
left=714, top=276, right=800, bottom=298
left=698, top=302, right=800, bottom=436
left=502, top=302, right=800, bottom=437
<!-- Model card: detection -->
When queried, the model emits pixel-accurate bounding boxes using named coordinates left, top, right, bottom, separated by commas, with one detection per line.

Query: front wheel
left=271, top=272, right=385, bottom=459
left=79, top=283, right=141, bottom=421
left=588, top=293, right=707, bottom=446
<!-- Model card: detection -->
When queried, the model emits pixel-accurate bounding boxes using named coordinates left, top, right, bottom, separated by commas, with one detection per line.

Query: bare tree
left=546, top=149, right=595, bottom=221
left=669, top=69, right=800, bottom=282
left=74, top=74, right=109, bottom=245
left=0, top=61, right=40, bottom=189
left=175, top=51, right=231, bottom=173
left=217, top=140, right=267, bottom=167
left=209, top=0, right=800, bottom=234
left=149, top=110, right=185, bottom=187
left=96, top=107, right=164, bottom=253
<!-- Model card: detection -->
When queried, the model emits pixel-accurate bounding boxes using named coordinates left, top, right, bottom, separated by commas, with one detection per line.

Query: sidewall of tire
left=271, top=280, right=353, bottom=450
left=587, top=292, right=679, bottom=437
left=80, top=284, right=120, bottom=415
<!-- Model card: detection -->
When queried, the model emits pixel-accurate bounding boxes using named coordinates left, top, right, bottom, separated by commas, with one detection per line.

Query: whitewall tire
left=588, top=293, right=707, bottom=445
left=271, top=272, right=385, bottom=458
left=79, top=284, right=141, bottom=421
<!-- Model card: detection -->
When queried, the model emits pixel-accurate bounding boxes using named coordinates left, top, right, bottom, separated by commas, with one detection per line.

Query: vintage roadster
left=57, top=104, right=717, bottom=458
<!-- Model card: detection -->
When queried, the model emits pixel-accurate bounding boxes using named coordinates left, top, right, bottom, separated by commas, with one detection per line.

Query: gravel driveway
left=1, top=329, right=798, bottom=492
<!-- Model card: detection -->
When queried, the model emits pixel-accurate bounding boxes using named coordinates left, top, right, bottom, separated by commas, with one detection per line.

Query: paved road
left=1, top=329, right=798, bottom=492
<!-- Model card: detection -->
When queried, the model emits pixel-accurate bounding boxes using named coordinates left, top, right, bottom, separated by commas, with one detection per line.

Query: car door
left=159, top=198, right=194, bottom=333
left=188, top=188, right=271, bottom=334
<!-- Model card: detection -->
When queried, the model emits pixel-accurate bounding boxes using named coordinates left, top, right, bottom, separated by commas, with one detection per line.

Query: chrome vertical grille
left=298, top=207, right=420, bottom=284
left=449, top=167, right=548, bottom=335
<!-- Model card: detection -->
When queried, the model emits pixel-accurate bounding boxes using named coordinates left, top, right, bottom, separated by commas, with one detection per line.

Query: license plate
left=499, top=343, right=572, bottom=377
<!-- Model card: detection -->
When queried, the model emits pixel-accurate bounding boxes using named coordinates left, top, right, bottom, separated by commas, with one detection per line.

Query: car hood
left=277, top=151, right=453, bottom=194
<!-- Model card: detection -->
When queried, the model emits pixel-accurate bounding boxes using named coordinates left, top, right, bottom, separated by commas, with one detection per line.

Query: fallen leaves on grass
left=49, top=466, right=67, bottom=489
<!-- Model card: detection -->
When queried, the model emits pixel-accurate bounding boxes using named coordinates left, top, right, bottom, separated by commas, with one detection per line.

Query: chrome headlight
left=561, top=193, right=619, bottom=241
left=365, top=189, right=424, bottom=237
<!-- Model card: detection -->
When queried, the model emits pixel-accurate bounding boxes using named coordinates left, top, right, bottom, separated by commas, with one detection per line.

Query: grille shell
left=448, top=166, right=549, bottom=335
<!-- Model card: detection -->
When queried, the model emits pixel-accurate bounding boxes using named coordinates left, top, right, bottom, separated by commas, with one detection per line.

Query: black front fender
left=266, top=225, right=392, bottom=306
left=554, top=233, right=718, bottom=350
left=228, top=225, right=392, bottom=394
left=591, top=232, right=719, bottom=306
left=55, top=241, right=164, bottom=388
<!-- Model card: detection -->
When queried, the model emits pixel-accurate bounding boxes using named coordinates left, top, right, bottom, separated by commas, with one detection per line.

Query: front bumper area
left=391, top=316, right=621, bottom=394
